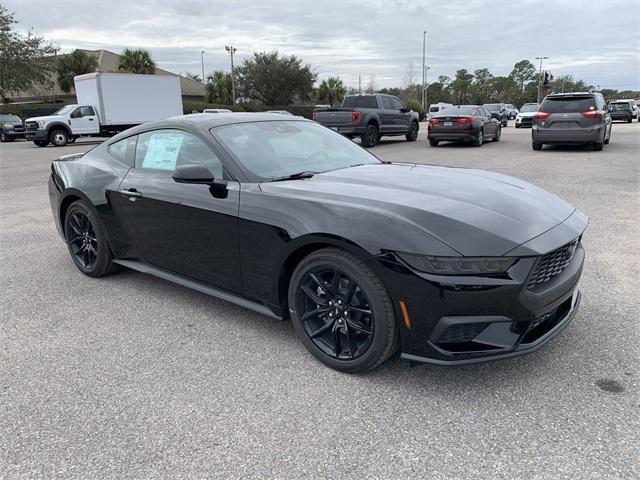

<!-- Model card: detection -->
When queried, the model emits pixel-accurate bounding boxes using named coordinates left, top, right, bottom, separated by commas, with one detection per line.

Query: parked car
left=532, top=92, right=612, bottom=151
left=25, top=72, right=182, bottom=147
left=313, top=94, right=420, bottom=147
left=483, top=103, right=509, bottom=127
left=607, top=101, right=635, bottom=122
left=515, top=103, right=539, bottom=128
left=49, top=113, right=587, bottom=372
left=0, top=114, right=26, bottom=142
left=428, top=102, right=453, bottom=118
left=506, top=104, right=519, bottom=119
left=203, top=108, right=232, bottom=113
left=428, top=105, right=501, bottom=147
left=265, top=110, right=294, bottom=116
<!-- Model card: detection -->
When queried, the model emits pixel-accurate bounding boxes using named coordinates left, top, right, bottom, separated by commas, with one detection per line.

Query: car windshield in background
left=213, top=120, right=380, bottom=181
left=541, top=97, right=596, bottom=113
left=434, top=106, right=475, bottom=116
left=521, top=104, right=539, bottom=112
left=484, top=104, right=501, bottom=111
left=608, top=103, right=630, bottom=111
left=0, top=114, right=21, bottom=122
left=429, top=106, right=440, bottom=112
left=342, top=96, right=378, bottom=108
left=53, top=105, right=76, bottom=115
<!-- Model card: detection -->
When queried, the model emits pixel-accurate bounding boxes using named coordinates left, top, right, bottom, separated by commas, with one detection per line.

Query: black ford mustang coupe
left=49, top=113, right=587, bottom=372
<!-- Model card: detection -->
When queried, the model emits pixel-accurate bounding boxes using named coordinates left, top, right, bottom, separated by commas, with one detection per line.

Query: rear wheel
left=515, top=124, right=521, bottom=129
left=627, top=116, right=632, bottom=123
left=472, top=129, right=484, bottom=147
left=34, top=140, right=49, bottom=147
left=593, top=142, right=604, bottom=151
left=405, top=121, right=419, bottom=141
left=532, top=142, right=543, bottom=150
left=429, top=138, right=439, bottom=147
left=64, top=200, right=118, bottom=277
left=361, top=123, right=379, bottom=148
left=50, top=129, right=69, bottom=147
left=288, top=248, right=398, bottom=373
left=493, top=126, right=502, bottom=142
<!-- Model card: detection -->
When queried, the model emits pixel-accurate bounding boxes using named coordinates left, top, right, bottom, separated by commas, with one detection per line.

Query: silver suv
left=532, top=92, right=612, bottom=151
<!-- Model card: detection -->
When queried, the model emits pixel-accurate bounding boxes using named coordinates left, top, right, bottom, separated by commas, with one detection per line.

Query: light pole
left=200, top=50, right=206, bottom=84
left=422, top=30, right=427, bottom=111
left=424, top=66, right=431, bottom=116
left=535, top=56, right=548, bottom=104
left=225, top=45, right=237, bottom=105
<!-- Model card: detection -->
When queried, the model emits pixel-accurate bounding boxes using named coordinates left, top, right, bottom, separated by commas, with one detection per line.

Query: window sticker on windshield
left=142, top=132, right=184, bottom=171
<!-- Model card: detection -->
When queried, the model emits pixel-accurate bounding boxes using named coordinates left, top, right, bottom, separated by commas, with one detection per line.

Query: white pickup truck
left=25, top=72, right=183, bottom=147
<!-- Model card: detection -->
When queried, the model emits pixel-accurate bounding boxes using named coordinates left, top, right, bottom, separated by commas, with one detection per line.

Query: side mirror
left=401, top=106, right=410, bottom=113
left=172, top=164, right=215, bottom=184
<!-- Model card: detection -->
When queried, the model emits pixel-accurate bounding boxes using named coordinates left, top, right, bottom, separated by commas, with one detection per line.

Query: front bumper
left=2, top=128, right=26, bottom=139
left=516, top=117, right=534, bottom=127
left=369, top=215, right=587, bottom=365
left=25, top=129, right=48, bottom=141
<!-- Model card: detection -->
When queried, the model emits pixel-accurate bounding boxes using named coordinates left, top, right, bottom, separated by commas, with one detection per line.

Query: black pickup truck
left=313, top=94, right=420, bottom=147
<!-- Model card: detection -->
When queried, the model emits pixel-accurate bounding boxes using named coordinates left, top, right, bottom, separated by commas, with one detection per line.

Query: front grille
left=527, top=239, right=579, bottom=289
left=520, top=117, right=533, bottom=126
left=25, top=121, right=38, bottom=131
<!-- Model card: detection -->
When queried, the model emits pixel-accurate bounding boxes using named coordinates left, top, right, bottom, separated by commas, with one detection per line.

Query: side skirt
left=113, top=259, right=281, bottom=319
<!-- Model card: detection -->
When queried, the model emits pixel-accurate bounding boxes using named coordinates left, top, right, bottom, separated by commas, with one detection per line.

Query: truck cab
left=25, top=104, right=99, bottom=147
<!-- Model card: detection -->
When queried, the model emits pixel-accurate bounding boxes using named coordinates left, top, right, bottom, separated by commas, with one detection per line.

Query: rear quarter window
left=541, top=97, right=596, bottom=113
left=107, top=136, right=136, bottom=166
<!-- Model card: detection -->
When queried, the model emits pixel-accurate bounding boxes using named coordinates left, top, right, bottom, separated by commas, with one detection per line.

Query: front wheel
left=361, top=124, right=379, bottom=148
left=405, top=122, right=419, bottom=141
left=64, top=200, right=118, bottom=277
left=50, top=129, right=69, bottom=147
left=288, top=248, right=398, bottom=373
left=628, top=117, right=632, bottom=123
left=0, top=132, right=8, bottom=142
left=34, top=140, right=49, bottom=147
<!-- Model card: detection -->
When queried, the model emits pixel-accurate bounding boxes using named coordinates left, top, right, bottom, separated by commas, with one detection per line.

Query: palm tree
left=56, top=49, right=98, bottom=93
left=118, top=48, right=156, bottom=74
left=206, top=71, right=233, bottom=104
left=317, top=77, right=347, bottom=106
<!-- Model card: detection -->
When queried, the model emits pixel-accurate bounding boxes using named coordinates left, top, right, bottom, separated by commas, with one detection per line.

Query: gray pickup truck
left=313, top=94, right=420, bottom=147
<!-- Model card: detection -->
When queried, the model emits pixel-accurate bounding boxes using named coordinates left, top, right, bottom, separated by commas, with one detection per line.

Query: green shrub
left=405, top=99, right=425, bottom=120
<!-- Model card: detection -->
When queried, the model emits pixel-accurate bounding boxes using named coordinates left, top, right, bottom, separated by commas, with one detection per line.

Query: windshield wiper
left=265, top=171, right=318, bottom=182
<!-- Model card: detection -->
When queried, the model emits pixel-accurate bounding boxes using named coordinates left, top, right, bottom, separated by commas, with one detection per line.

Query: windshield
left=484, top=104, right=501, bottom=112
left=434, top=106, right=475, bottom=116
left=213, top=120, right=380, bottom=181
left=0, top=114, right=21, bottom=122
left=521, top=104, right=538, bottom=112
left=53, top=105, right=76, bottom=115
left=609, top=103, right=630, bottom=111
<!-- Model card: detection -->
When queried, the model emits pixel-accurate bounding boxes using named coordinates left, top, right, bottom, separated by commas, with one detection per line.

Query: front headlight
left=38, top=120, right=46, bottom=129
left=397, top=253, right=517, bottom=275
left=4, top=123, right=14, bottom=130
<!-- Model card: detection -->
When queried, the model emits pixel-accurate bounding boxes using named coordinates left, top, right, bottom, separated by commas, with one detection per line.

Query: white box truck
left=25, top=72, right=183, bottom=147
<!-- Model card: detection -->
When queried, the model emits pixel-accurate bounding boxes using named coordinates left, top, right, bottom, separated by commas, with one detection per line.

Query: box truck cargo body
left=25, top=72, right=183, bottom=147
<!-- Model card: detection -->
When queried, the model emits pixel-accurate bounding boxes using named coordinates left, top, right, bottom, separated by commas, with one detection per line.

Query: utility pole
left=225, top=45, right=237, bottom=104
left=535, top=56, right=548, bottom=104
left=424, top=66, right=431, bottom=116
left=200, top=50, right=206, bottom=84
left=422, top=30, right=427, bottom=111
left=358, top=74, right=361, bottom=93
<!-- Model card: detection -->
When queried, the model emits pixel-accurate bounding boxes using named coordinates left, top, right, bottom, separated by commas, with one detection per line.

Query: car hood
left=261, top=164, right=577, bottom=256
left=25, top=115, right=59, bottom=123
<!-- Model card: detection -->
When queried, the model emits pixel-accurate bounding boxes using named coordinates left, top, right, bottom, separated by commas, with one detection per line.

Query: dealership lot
left=1, top=122, right=638, bottom=478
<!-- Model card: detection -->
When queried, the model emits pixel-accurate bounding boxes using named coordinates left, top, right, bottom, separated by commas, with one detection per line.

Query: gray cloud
left=6, top=0, right=640, bottom=89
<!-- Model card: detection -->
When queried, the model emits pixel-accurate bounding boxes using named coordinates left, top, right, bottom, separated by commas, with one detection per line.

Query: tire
left=515, top=124, right=521, bottom=129
left=0, top=132, right=8, bottom=142
left=288, top=247, right=398, bottom=373
left=593, top=142, right=604, bottom=151
left=472, top=129, right=484, bottom=147
left=627, top=117, right=632, bottom=123
left=428, top=138, right=439, bottom=147
left=50, top=129, right=68, bottom=147
left=68, top=136, right=77, bottom=143
left=405, top=121, right=419, bottom=141
left=604, top=128, right=611, bottom=145
left=532, top=142, right=543, bottom=150
left=493, top=126, right=501, bottom=142
left=34, top=140, right=49, bottom=147
left=64, top=200, right=118, bottom=277
left=361, top=123, right=379, bottom=148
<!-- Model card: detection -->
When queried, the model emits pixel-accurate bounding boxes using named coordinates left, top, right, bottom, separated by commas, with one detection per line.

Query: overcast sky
left=6, top=0, right=640, bottom=90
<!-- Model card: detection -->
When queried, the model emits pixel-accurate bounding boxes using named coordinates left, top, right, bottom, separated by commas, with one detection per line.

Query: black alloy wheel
left=0, top=132, right=8, bottom=142
left=472, top=129, right=484, bottom=147
left=406, top=122, right=419, bottom=141
left=361, top=123, right=379, bottom=148
left=289, top=248, right=397, bottom=372
left=64, top=200, right=118, bottom=277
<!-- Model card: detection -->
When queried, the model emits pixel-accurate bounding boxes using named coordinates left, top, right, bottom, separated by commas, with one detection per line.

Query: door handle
left=120, top=188, right=142, bottom=200
left=88, top=118, right=94, bottom=121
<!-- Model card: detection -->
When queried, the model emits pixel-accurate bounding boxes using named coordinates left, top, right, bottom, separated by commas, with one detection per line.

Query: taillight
left=581, top=110, right=604, bottom=119
left=456, top=117, right=473, bottom=125
left=534, top=111, right=551, bottom=120
left=429, top=118, right=440, bottom=125
left=312, top=111, right=316, bottom=121
left=352, top=111, right=361, bottom=125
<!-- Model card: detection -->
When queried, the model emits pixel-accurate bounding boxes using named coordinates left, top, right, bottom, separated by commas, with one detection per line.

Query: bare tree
left=366, top=74, right=377, bottom=93
left=404, top=62, right=416, bottom=88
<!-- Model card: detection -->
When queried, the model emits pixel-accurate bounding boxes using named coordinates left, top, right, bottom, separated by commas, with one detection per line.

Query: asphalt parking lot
left=1, top=121, right=639, bottom=479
